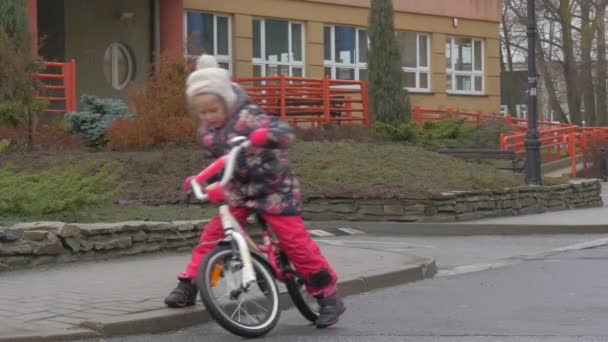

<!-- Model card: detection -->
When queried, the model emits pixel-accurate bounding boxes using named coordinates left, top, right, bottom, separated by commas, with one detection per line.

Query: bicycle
left=187, top=136, right=320, bottom=338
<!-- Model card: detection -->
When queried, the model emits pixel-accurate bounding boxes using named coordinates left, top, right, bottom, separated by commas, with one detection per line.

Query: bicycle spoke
left=230, top=300, right=244, bottom=320
left=240, top=302, right=260, bottom=324
left=244, top=294, right=269, bottom=314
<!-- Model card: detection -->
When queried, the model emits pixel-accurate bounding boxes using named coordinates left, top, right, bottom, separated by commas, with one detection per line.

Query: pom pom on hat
left=196, top=54, right=220, bottom=70
left=186, top=54, right=237, bottom=109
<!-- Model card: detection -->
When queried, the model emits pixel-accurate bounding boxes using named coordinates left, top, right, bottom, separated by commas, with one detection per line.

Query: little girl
left=164, top=54, right=345, bottom=328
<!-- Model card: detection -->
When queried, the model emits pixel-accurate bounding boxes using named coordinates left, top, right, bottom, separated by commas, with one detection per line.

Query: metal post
left=525, top=0, right=542, bottom=185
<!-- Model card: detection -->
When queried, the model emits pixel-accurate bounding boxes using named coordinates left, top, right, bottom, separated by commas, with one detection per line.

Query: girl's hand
left=249, top=128, right=270, bottom=147
left=205, top=182, right=226, bottom=204
left=183, top=176, right=195, bottom=194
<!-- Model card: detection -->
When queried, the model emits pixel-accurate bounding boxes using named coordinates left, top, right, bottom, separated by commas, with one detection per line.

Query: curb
left=308, top=221, right=608, bottom=236
left=0, top=257, right=436, bottom=342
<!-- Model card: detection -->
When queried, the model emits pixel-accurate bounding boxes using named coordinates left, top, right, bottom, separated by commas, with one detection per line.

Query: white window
left=184, top=11, right=232, bottom=71
left=253, top=19, right=305, bottom=77
left=324, top=25, right=368, bottom=80
left=397, top=31, right=430, bottom=92
left=446, top=37, right=484, bottom=94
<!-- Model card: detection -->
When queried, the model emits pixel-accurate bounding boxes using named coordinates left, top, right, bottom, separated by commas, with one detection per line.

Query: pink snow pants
left=178, top=207, right=337, bottom=297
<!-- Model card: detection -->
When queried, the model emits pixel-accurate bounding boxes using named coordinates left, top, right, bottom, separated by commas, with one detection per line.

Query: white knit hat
left=186, top=54, right=237, bottom=109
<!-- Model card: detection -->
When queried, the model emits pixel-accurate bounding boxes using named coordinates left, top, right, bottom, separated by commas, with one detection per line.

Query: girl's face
left=192, top=94, right=229, bottom=129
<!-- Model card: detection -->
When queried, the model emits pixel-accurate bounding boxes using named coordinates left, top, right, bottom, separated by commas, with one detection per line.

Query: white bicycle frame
left=190, top=137, right=257, bottom=289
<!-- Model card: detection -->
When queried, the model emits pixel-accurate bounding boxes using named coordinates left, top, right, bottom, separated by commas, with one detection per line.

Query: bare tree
left=596, top=0, right=607, bottom=126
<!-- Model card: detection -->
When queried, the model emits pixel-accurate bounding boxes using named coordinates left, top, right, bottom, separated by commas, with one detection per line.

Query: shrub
left=0, top=162, right=123, bottom=216
left=371, top=119, right=490, bottom=149
left=372, top=121, right=417, bottom=141
left=64, top=95, right=131, bottom=147
left=295, top=124, right=377, bottom=142
left=0, top=3, right=44, bottom=150
left=0, top=139, right=8, bottom=153
left=0, top=123, right=82, bottom=151
left=106, top=54, right=197, bottom=150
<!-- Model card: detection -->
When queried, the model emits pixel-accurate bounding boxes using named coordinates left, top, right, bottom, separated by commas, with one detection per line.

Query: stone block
left=0, top=228, right=23, bottom=241
left=0, top=241, right=33, bottom=255
left=94, top=237, right=133, bottom=251
left=131, top=231, right=148, bottom=242
left=10, top=222, right=65, bottom=233
left=330, top=204, right=356, bottom=213
left=23, top=230, right=47, bottom=241
left=63, top=238, right=81, bottom=252
left=303, top=204, right=327, bottom=213
left=358, top=205, right=384, bottom=216
left=383, top=204, right=404, bottom=216
left=33, top=233, right=65, bottom=255
left=58, top=224, right=81, bottom=238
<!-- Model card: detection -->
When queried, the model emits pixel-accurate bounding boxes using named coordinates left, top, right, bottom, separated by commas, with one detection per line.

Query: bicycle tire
left=280, top=253, right=320, bottom=323
left=198, top=245, right=281, bottom=338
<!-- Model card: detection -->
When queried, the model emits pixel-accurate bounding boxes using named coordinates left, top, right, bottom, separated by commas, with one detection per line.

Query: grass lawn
left=1, top=141, right=566, bottom=224
left=0, top=204, right=214, bottom=226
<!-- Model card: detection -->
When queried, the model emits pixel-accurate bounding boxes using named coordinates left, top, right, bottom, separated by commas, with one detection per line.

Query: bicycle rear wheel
left=280, top=253, right=320, bottom=323
left=198, top=245, right=281, bottom=338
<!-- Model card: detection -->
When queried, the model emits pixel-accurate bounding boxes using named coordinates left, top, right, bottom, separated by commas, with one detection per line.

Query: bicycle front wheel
left=197, top=245, right=281, bottom=338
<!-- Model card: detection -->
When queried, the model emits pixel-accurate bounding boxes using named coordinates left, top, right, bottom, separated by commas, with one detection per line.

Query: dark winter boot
left=315, top=292, right=346, bottom=328
left=164, top=278, right=197, bottom=308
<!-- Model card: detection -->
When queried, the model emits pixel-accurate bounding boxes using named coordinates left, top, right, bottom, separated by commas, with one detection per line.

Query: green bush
left=372, top=119, right=486, bottom=149
left=0, top=139, right=9, bottom=153
left=0, top=162, right=123, bottom=216
left=64, top=95, right=131, bottom=147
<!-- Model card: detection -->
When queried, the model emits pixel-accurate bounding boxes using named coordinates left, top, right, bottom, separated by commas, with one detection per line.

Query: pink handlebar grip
left=194, top=157, right=226, bottom=185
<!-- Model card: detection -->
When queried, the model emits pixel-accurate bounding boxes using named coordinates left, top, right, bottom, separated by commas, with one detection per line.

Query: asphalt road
left=89, top=245, right=608, bottom=342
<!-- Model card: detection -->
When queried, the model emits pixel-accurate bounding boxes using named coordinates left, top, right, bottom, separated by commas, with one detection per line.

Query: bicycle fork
left=219, top=205, right=257, bottom=289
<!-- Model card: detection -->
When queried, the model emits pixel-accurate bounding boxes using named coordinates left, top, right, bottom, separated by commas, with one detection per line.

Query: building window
left=397, top=31, right=430, bottom=92
left=324, top=25, right=368, bottom=80
left=446, top=37, right=484, bottom=94
left=252, top=19, right=305, bottom=77
left=184, top=11, right=232, bottom=70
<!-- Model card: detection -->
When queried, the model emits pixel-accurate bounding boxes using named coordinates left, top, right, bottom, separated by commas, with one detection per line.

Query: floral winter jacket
left=197, top=86, right=302, bottom=216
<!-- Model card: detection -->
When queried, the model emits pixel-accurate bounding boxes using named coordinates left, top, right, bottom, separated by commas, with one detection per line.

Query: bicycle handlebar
left=190, top=137, right=252, bottom=202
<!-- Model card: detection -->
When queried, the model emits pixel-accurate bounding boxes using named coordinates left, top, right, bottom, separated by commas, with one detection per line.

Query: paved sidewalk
left=0, top=239, right=435, bottom=342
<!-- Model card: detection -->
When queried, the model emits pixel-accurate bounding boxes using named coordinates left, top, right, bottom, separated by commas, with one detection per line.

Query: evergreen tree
left=0, top=0, right=42, bottom=150
left=368, top=0, right=411, bottom=125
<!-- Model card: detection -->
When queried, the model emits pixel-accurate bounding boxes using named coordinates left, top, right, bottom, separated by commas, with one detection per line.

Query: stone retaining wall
left=0, top=221, right=207, bottom=272
left=0, top=181, right=602, bottom=272
left=302, top=180, right=603, bottom=222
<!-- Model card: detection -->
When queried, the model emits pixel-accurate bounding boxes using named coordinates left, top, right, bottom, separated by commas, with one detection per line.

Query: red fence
left=234, top=75, right=370, bottom=127
left=412, top=107, right=571, bottom=132
left=412, top=107, right=608, bottom=178
left=33, top=60, right=77, bottom=114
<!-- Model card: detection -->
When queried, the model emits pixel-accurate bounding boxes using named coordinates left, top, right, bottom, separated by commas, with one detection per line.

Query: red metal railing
left=410, top=107, right=608, bottom=178
left=234, top=75, right=370, bottom=127
left=412, top=106, right=571, bottom=132
left=33, top=60, right=77, bottom=113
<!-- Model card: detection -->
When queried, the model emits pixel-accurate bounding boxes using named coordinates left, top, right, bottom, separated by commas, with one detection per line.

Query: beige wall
left=185, top=0, right=501, bottom=114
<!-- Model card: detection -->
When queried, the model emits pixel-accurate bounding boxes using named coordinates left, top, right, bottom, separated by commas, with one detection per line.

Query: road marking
left=309, top=230, right=336, bottom=237
left=337, top=228, right=364, bottom=235
left=309, top=228, right=367, bottom=237
left=439, top=237, right=608, bottom=277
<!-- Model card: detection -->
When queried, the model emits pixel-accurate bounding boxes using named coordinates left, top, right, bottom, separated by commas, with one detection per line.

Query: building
left=27, top=0, right=502, bottom=114
left=501, top=62, right=567, bottom=123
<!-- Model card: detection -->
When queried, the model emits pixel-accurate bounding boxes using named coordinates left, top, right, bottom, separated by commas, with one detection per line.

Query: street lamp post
left=525, top=0, right=542, bottom=185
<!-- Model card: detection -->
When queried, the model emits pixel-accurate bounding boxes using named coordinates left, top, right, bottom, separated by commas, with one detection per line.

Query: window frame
left=252, top=18, right=306, bottom=77
left=323, top=25, right=368, bottom=81
left=446, top=36, right=485, bottom=95
left=398, top=31, right=431, bottom=93
left=183, top=10, right=232, bottom=71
